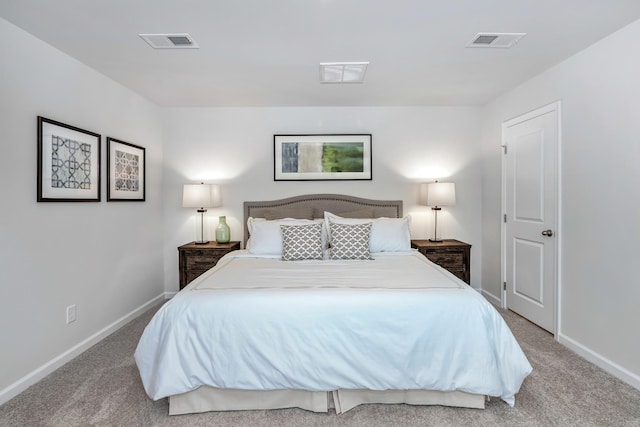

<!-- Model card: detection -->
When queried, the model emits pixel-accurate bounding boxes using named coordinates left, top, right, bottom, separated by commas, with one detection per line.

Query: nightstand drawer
left=186, top=254, right=223, bottom=269
left=186, top=270, right=207, bottom=284
left=411, top=239, right=471, bottom=285
left=424, top=251, right=464, bottom=268
left=178, top=241, right=241, bottom=289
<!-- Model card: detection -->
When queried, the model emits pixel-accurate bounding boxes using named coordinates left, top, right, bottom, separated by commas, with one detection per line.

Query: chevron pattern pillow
left=280, top=223, right=324, bottom=261
left=329, top=222, right=373, bottom=260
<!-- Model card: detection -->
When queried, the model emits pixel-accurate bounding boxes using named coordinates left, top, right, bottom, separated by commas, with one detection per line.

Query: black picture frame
left=37, top=116, right=101, bottom=202
left=106, top=137, right=146, bottom=201
left=274, top=134, right=372, bottom=181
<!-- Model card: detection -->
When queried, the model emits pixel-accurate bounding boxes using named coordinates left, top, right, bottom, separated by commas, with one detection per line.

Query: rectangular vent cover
left=320, top=62, right=369, bottom=83
left=466, top=33, right=526, bottom=48
left=139, top=33, right=199, bottom=49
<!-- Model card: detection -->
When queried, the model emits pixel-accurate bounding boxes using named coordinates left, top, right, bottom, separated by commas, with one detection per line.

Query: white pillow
left=247, top=217, right=324, bottom=255
left=370, top=216, right=411, bottom=252
left=324, top=211, right=411, bottom=253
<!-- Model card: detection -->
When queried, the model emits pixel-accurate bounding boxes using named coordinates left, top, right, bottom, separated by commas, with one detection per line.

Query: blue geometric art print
left=51, top=135, right=92, bottom=189
left=114, top=150, right=139, bottom=192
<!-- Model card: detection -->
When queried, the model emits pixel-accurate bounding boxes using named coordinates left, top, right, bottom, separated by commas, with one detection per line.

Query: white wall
left=162, top=107, right=483, bottom=290
left=0, top=18, right=164, bottom=402
left=481, top=19, right=640, bottom=386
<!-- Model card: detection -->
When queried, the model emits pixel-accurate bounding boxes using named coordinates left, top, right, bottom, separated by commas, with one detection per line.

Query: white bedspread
left=135, top=250, right=532, bottom=406
left=194, top=253, right=462, bottom=290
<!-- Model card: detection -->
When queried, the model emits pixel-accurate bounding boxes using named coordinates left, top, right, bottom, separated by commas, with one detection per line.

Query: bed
left=135, top=194, right=532, bottom=415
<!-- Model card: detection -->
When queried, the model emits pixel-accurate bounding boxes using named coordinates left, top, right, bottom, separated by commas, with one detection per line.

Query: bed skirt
left=168, top=387, right=486, bottom=415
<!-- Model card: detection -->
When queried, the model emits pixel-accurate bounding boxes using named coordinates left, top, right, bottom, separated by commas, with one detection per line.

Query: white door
left=503, top=102, right=559, bottom=333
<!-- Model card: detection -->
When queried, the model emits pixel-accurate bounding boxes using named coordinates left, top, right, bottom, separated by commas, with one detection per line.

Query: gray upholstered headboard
left=243, top=193, right=403, bottom=244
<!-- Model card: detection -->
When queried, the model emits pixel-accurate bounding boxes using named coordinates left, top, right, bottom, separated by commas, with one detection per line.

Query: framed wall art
left=107, top=137, right=146, bottom=201
left=274, top=134, right=372, bottom=181
left=37, top=116, right=101, bottom=202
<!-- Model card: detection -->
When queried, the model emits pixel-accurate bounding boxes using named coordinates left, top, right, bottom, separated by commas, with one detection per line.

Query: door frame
left=501, top=100, right=562, bottom=339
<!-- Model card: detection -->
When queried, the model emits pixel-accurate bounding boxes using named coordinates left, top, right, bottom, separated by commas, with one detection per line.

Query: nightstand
left=411, top=239, right=471, bottom=285
left=178, top=241, right=241, bottom=289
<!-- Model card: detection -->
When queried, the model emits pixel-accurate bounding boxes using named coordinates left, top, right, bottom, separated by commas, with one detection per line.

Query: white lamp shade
left=182, top=184, right=222, bottom=208
left=426, top=182, right=456, bottom=207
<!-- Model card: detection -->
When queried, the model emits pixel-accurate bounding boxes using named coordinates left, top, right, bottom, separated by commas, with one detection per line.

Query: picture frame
left=274, top=134, right=372, bottom=181
left=37, top=116, right=101, bottom=202
left=107, top=137, right=146, bottom=201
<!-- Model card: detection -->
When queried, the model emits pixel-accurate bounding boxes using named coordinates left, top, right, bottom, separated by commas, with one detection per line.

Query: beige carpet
left=1, top=301, right=639, bottom=427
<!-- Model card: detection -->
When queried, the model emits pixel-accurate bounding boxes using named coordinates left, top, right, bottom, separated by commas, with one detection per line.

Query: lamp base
left=428, top=238, right=444, bottom=243
left=194, top=240, right=209, bottom=245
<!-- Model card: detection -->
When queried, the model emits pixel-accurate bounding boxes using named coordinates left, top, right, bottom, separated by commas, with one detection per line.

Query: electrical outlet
left=66, top=305, right=77, bottom=324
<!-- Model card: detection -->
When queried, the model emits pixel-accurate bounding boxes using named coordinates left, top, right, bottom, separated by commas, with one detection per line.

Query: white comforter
left=135, top=250, right=532, bottom=406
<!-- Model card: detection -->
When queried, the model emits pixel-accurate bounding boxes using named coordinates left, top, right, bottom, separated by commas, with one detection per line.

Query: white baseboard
left=483, top=285, right=639, bottom=391
left=481, top=289, right=501, bottom=306
left=0, top=293, right=167, bottom=406
left=558, top=333, right=640, bottom=391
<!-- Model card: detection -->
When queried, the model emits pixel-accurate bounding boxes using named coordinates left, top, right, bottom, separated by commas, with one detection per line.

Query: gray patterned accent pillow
left=329, top=222, right=373, bottom=260
left=280, top=223, right=324, bottom=261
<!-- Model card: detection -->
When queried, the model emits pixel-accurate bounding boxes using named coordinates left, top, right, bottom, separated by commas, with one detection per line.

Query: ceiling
left=2, top=1, right=640, bottom=107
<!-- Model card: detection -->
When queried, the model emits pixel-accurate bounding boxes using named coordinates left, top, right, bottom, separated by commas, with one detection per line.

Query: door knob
left=541, top=229, right=554, bottom=237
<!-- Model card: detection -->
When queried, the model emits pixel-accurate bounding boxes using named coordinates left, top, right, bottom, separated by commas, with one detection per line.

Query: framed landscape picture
left=274, top=134, right=372, bottom=181
left=37, top=116, right=101, bottom=202
left=107, top=137, right=145, bottom=201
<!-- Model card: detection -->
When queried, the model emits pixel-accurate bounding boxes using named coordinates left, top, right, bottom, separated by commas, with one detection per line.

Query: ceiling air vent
left=320, top=62, right=369, bottom=83
left=139, top=33, right=199, bottom=49
left=466, top=33, right=526, bottom=48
